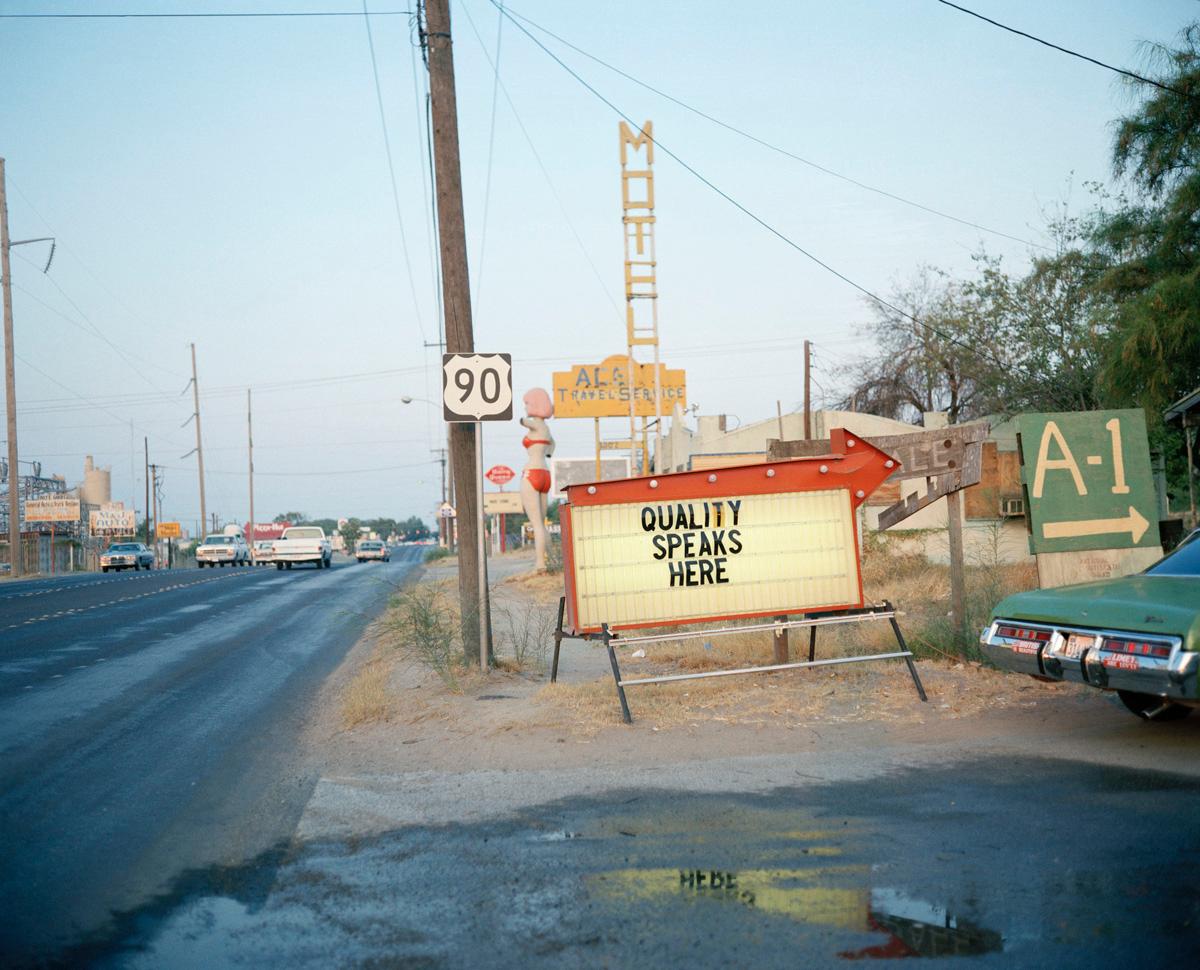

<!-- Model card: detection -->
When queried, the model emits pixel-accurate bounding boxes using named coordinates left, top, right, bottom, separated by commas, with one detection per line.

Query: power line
left=0, top=9, right=413, bottom=19
left=496, top=1, right=1051, bottom=252
left=461, top=0, right=624, bottom=324
left=362, top=1, right=428, bottom=346
left=496, top=5, right=1077, bottom=413
left=472, top=0, right=506, bottom=314
left=932, top=0, right=1199, bottom=103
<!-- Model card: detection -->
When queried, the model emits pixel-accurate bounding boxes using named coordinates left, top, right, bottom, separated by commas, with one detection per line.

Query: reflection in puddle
left=840, top=888, right=1004, bottom=959
left=589, top=868, right=1002, bottom=959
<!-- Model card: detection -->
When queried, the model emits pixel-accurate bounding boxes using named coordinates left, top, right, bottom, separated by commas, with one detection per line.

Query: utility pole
left=803, top=339, right=812, bottom=440
left=144, top=437, right=150, bottom=545
left=188, top=343, right=207, bottom=541
left=0, top=158, right=20, bottom=577
left=424, top=0, right=484, bottom=666
left=431, top=446, right=448, bottom=548
left=148, top=463, right=158, bottom=551
left=247, top=388, right=255, bottom=562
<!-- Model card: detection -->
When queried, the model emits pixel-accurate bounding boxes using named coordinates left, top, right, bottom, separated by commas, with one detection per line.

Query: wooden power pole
left=0, top=158, right=20, bottom=577
left=425, top=0, right=483, bottom=663
left=803, top=339, right=812, bottom=440
left=144, top=437, right=150, bottom=545
left=189, top=343, right=207, bottom=541
left=247, top=388, right=254, bottom=561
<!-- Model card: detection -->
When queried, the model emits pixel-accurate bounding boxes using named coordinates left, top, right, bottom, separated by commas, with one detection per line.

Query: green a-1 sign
left=1016, top=409, right=1160, bottom=554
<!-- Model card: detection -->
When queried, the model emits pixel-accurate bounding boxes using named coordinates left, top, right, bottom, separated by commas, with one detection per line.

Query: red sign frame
left=560, top=429, right=898, bottom=633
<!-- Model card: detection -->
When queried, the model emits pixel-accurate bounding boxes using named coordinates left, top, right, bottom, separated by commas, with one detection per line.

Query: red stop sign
left=485, top=465, right=515, bottom=485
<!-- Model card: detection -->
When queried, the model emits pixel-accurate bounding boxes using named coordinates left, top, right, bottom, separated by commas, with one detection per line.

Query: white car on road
left=271, top=526, right=332, bottom=570
left=355, top=540, right=390, bottom=563
left=196, top=534, right=250, bottom=568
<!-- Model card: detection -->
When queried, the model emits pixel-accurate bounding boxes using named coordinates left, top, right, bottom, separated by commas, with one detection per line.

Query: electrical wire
left=932, top=0, right=1199, bottom=103
left=472, top=0, right=505, bottom=315
left=495, top=5, right=1077, bottom=413
left=494, top=1, right=1051, bottom=252
left=460, top=0, right=624, bottom=324
left=362, top=1, right=428, bottom=346
left=0, top=9, right=413, bottom=19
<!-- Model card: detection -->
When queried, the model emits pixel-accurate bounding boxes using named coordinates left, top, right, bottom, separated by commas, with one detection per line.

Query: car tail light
left=995, top=624, right=1052, bottom=642
left=1103, top=637, right=1172, bottom=660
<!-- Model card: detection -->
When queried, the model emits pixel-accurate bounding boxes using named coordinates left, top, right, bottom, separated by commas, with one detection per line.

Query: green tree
left=967, top=203, right=1115, bottom=415
left=338, top=517, right=363, bottom=552
left=1091, top=26, right=1200, bottom=411
left=273, top=511, right=306, bottom=524
left=840, top=266, right=999, bottom=424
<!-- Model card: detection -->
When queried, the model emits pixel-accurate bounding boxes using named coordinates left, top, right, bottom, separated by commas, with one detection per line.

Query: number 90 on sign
left=442, top=353, right=513, bottom=422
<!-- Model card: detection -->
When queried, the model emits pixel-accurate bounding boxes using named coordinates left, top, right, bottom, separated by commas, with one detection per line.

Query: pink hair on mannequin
left=524, top=387, right=553, bottom=419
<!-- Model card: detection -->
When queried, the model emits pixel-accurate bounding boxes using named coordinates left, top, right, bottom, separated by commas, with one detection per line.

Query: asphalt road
left=0, top=548, right=424, bottom=964
left=73, top=757, right=1200, bottom=968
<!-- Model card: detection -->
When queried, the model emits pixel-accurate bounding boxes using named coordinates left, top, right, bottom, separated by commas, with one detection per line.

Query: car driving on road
left=253, top=540, right=275, bottom=565
left=270, top=526, right=332, bottom=570
left=100, top=542, right=154, bottom=572
left=195, top=534, right=250, bottom=568
left=355, top=539, right=389, bottom=563
left=981, top=529, right=1200, bottom=721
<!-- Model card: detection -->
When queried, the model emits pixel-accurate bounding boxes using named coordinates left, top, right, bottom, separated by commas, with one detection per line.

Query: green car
left=980, top=530, right=1200, bottom=721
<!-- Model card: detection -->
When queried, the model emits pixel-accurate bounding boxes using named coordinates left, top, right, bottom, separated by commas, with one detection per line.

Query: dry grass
left=536, top=653, right=1077, bottom=734
left=340, top=656, right=393, bottom=728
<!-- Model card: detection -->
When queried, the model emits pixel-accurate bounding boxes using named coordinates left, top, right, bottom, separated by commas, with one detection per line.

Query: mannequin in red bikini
left=519, top=387, right=555, bottom=570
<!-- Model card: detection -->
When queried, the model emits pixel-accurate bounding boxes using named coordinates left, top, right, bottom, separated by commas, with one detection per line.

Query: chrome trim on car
left=983, top=618, right=1194, bottom=700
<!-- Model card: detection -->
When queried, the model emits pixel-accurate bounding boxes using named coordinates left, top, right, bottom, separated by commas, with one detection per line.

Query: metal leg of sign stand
left=550, top=596, right=566, bottom=684
left=808, top=625, right=817, bottom=663
left=886, top=603, right=928, bottom=703
left=602, top=623, right=632, bottom=725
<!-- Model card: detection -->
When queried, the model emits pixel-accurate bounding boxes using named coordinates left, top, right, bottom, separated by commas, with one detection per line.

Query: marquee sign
left=560, top=429, right=896, bottom=633
left=552, top=354, right=686, bottom=419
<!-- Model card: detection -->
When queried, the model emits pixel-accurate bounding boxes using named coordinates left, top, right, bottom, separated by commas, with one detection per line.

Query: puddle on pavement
left=588, top=806, right=1003, bottom=960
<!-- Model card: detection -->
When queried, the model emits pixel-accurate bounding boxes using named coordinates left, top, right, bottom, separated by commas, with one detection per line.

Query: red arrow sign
left=485, top=465, right=516, bottom=485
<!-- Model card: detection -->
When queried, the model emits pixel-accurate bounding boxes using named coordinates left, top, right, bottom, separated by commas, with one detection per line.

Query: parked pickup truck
left=270, top=526, right=332, bottom=570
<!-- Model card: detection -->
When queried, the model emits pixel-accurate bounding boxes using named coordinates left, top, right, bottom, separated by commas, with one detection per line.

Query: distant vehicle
left=223, top=524, right=245, bottom=538
left=355, top=539, right=389, bottom=563
left=253, top=540, right=275, bottom=565
left=981, top=529, right=1200, bottom=722
left=100, top=542, right=154, bottom=572
left=270, top=526, right=332, bottom=570
left=195, top=534, right=250, bottom=568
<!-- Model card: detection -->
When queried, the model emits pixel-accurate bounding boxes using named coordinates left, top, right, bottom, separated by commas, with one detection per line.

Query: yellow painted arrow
left=1042, top=505, right=1149, bottom=543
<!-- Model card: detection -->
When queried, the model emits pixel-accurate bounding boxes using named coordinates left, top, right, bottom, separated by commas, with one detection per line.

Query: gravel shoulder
left=300, top=550, right=1200, bottom=840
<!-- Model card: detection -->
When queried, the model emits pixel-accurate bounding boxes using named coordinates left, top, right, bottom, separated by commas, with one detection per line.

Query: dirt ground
left=306, top=548, right=1104, bottom=780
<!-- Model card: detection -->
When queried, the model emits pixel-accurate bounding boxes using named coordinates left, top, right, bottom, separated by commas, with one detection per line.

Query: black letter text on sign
left=442, top=353, right=513, bottom=422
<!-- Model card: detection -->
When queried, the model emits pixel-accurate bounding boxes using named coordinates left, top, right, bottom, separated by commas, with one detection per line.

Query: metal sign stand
left=550, top=599, right=927, bottom=724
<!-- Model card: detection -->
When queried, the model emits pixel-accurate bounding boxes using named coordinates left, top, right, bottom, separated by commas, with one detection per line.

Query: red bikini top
left=522, top=437, right=551, bottom=448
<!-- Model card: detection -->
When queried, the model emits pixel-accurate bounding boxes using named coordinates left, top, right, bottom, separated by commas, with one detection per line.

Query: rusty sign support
left=549, top=599, right=927, bottom=724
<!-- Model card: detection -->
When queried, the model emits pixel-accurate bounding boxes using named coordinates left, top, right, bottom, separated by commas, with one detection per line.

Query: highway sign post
left=25, top=498, right=79, bottom=577
left=1016, top=410, right=1162, bottom=587
left=553, top=430, right=928, bottom=721
left=443, top=352, right=513, bottom=672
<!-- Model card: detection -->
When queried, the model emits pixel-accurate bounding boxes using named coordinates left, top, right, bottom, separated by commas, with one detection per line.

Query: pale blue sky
left=1, top=0, right=1193, bottom=528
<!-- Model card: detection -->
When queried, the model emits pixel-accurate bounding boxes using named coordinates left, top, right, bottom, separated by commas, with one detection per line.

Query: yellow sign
left=156, top=521, right=182, bottom=539
left=552, top=354, right=686, bottom=419
left=482, top=492, right=523, bottom=515
left=567, top=489, right=860, bottom=630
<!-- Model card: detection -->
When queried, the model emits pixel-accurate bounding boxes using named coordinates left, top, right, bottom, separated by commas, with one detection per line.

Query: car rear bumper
left=982, top=619, right=1199, bottom=701
left=273, top=551, right=325, bottom=562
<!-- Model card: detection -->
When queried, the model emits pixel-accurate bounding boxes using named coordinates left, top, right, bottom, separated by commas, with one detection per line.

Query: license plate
left=1062, top=634, right=1095, bottom=660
